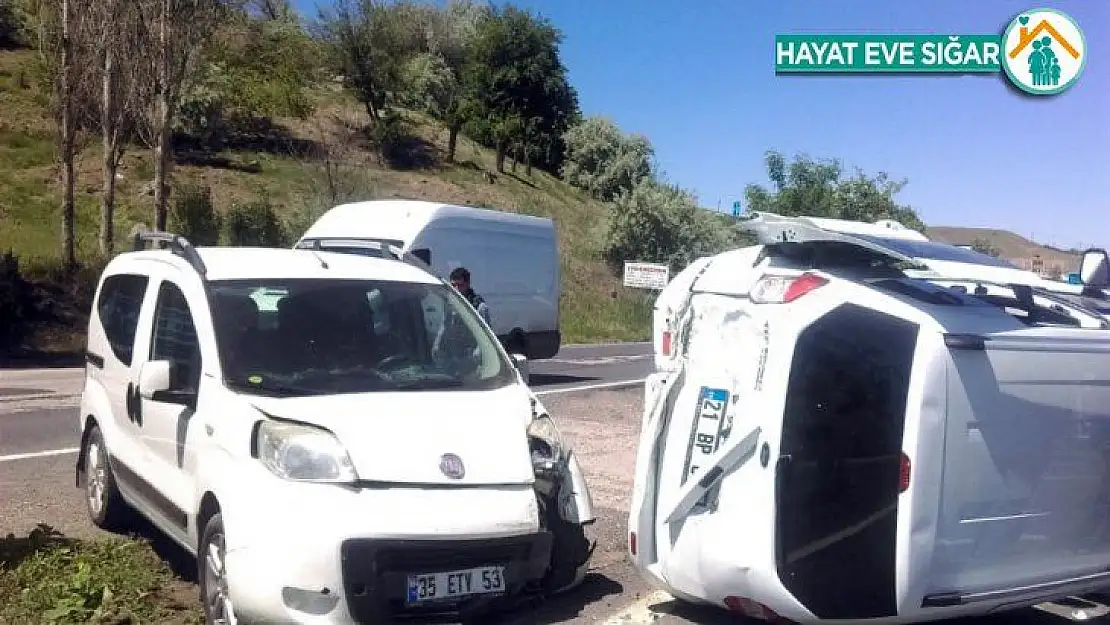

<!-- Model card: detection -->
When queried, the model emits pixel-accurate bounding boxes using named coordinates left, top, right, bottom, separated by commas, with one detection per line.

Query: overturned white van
left=628, top=212, right=1110, bottom=623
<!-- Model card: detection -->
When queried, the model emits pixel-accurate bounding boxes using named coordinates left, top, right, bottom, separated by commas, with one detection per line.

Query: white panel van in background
left=295, top=199, right=562, bottom=360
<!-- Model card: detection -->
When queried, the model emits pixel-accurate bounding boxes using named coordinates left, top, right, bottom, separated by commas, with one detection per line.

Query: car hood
left=244, top=383, right=538, bottom=486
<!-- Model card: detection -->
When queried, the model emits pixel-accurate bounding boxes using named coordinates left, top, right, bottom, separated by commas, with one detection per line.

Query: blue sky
left=296, top=0, right=1109, bottom=249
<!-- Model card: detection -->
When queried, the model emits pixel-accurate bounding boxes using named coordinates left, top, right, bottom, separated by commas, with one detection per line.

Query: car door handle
left=205, top=424, right=214, bottom=436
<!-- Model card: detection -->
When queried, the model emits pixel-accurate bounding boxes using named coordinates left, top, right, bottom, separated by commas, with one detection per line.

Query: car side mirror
left=138, top=360, right=172, bottom=399
left=512, top=353, right=531, bottom=385
left=1079, top=248, right=1109, bottom=288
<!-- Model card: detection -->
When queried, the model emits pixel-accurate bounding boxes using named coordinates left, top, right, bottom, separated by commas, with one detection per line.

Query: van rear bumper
left=500, top=330, right=560, bottom=360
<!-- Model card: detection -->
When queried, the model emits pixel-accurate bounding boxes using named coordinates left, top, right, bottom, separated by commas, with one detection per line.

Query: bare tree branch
left=133, top=0, right=224, bottom=231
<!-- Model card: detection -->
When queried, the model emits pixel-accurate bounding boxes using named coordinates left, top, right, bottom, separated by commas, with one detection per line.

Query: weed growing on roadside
left=0, top=524, right=202, bottom=624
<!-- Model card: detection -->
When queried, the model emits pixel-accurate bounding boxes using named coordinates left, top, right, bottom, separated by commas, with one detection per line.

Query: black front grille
left=340, top=533, right=553, bottom=623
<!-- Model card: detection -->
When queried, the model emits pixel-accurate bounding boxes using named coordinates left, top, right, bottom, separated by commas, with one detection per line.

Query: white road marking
left=558, top=341, right=651, bottom=349
left=543, top=355, right=652, bottom=366
left=0, top=447, right=80, bottom=463
left=599, top=589, right=673, bottom=624
left=534, top=378, right=646, bottom=396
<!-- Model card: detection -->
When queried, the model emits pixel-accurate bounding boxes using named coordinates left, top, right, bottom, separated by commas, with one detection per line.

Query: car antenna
left=310, top=250, right=329, bottom=269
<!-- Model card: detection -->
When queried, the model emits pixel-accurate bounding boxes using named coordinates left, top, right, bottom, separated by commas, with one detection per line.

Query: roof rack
left=293, top=237, right=440, bottom=280
left=131, top=229, right=208, bottom=278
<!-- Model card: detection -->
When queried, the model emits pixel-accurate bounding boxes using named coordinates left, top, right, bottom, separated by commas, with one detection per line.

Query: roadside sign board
left=732, top=201, right=742, bottom=217
left=623, top=261, right=670, bottom=290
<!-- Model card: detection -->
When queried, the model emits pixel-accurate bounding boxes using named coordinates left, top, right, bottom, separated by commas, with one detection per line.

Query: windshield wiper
left=391, top=376, right=465, bottom=390
left=225, top=378, right=323, bottom=397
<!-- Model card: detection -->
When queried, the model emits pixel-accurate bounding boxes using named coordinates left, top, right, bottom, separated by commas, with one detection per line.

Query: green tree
left=175, top=4, right=320, bottom=146
left=0, top=0, right=26, bottom=48
left=463, top=4, right=578, bottom=173
left=315, top=0, right=424, bottom=123
left=561, top=116, right=654, bottom=202
left=395, top=0, right=487, bottom=162
left=743, top=150, right=927, bottom=232
left=969, top=237, right=1000, bottom=257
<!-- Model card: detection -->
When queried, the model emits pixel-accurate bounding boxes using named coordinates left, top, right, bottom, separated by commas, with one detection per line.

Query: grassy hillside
left=0, top=49, right=652, bottom=357
left=927, top=226, right=1081, bottom=275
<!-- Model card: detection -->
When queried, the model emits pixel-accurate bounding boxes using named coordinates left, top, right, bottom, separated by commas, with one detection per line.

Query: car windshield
left=851, top=234, right=1020, bottom=269
left=208, top=278, right=514, bottom=396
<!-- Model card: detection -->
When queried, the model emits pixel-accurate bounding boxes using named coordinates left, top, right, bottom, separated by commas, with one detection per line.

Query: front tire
left=199, top=512, right=239, bottom=625
left=82, top=424, right=130, bottom=531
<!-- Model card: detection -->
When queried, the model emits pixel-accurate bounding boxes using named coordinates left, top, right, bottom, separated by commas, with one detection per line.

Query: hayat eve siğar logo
left=1001, top=7, right=1087, bottom=95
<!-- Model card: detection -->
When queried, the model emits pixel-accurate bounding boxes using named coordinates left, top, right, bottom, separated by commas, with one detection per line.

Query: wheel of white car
left=82, top=423, right=130, bottom=530
left=199, top=513, right=239, bottom=625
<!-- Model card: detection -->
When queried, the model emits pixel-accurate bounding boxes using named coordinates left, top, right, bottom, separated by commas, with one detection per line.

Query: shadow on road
left=489, top=572, right=624, bottom=624
left=530, top=373, right=600, bottom=387
left=0, top=523, right=80, bottom=571
left=121, top=515, right=198, bottom=582
left=0, top=349, right=85, bottom=370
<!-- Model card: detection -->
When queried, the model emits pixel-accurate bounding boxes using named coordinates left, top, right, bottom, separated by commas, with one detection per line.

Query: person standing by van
left=449, top=266, right=492, bottom=327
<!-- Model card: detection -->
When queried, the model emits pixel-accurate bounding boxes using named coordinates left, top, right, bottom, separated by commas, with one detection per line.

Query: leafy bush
left=370, top=109, right=411, bottom=166
left=224, top=197, right=289, bottom=247
left=604, top=179, right=745, bottom=274
left=174, top=81, right=229, bottom=150
left=561, top=116, right=654, bottom=202
left=970, top=237, right=1000, bottom=257
left=169, top=184, right=222, bottom=246
left=0, top=0, right=26, bottom=49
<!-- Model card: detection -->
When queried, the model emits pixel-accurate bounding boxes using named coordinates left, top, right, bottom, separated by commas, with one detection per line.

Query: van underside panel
left=775, top=303, right=920, bottom=619
left=932, top=333, right=1110, bottom=599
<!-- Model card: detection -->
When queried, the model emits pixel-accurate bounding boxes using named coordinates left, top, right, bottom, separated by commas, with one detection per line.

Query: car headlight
left=527, top=414, right=565, bottom=470
left=255, top=420, right=359, bottom=483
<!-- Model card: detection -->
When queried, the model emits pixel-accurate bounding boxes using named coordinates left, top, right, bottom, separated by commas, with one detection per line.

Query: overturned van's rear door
left=928, top=329, right=1110, bottom=605
left=774, top=303, right=920, bottom=620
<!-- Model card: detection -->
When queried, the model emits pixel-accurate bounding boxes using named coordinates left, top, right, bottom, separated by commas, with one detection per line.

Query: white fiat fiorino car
left=76, top=230, right=595, bottom=624
left=628, top=211, right=1110, bottom=624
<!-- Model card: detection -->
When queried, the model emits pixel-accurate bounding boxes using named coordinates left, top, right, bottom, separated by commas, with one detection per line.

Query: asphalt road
left=2, top=341, right=1108, bottom=624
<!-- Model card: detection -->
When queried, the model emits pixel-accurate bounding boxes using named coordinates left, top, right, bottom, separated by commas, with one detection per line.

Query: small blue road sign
left=732, top=200, right=742, bottom=217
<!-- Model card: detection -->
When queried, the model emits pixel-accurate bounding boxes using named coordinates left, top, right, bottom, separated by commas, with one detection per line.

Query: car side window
left=149, top=281, right=202, bottom=392
left=96, top=273, right=150, bottom=365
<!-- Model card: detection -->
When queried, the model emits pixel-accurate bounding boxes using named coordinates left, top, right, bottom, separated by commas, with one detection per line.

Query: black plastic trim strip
left=943, top=333, right=987, bottom=351
left=922, top=570, right=1110, bottom=608
left=108, top=455, right=188, bottom=530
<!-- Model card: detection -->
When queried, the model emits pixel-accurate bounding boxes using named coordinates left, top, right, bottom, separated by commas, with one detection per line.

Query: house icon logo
left=1001, top=8, right=1086, bottom=95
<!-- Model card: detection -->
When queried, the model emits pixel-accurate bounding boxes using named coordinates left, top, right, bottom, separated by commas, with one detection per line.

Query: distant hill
left=927, top=226, right=1081, bottom=276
